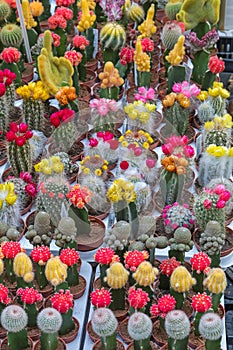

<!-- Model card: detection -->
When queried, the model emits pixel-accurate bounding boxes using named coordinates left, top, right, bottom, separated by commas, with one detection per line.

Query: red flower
left=120, top=47, right=134, bottom=65
left=90, top=288, right=112, bottom=308
left=72, top=35, right=90, bottom=50
left=55, top=6, right=73, bottom=20
left=67, top=184, right=92, bottom=209
left=24, top=130, right=33, bottom=139
left=5, top=130, right=16, bottom=141
left=203, top=199, right=212, bottom=209
left=219, top=191, right=231, bottom=202
left=16, top=287, right=42, bottom=304
left=216, top=199, right=226, bottom=208
left=141, top=38, right=154, bottom=52
left=1, top=241, right=22, bottom=259
left=208, top=56, right=225, bottom=74
left=160, top=257, right=181, bottom=277
left=31, top=246, right=51, bottom=264
left=9, top=122, right=18, bottom=132
left=0, top=284, right=11, bottom=305
left=25, top=183, right=37, bottom=197
left=15, top=136, right=26, bottom=146
left=0, top=83, right=6, bottom=97
left=192, top=292, right=212, bottom=313
left=89, top=138, right=98, bottom=147
left=48, top=14, right=67, bottom=29
left=64, top=50, right=82, bottom=66
left=51, top=289, right=73, bottom=313
left=60, top=248, right=79, bottom=266
left=94, top=248, right=117, bottom=265
left=56, top=0, right=75, bottom=6
left=50, top=109, right=75, bottom=127
left=124, top=251, right=149, bottom=272
left=50, top=115, right=60, bottom=127
left=120, top=161, right=129, bottom=171
left=151, top=295, right=176, bottom=318
left=20, top=172, right=32, bottom=183
left=190, top=252, right=211, bottom=274
left=0, top=47, right=21, bottom=64
left=128, top=287, right=149, bottom=309
left=19, top=123, right=28, bottom=133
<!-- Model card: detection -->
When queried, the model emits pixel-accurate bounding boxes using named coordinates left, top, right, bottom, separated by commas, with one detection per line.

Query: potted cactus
left=30, top=246, right=52, bottom=294
left=134, top=38, right=151, bottom=88
left=53, top=217, right=78, bottom=249
left=127, top=312, right=153, bottom=350
left=191, top=292, right=212, bottom=336
left=0, top=182, right=19, bottom=228
left=170, top=266, right=195, bottom=309
left=100, top=23, right=126, bottom=65
left=199, top=312, right=223, bottom=350
left=159, top=257, right=181, bottom=290
left=45, top=256, right=68, bottom=292
left=94, top=248, right=119, bottom=288
left=36, top=307, right=65, bottom=350
left=203, top=268, right=227, bottom=312
left=169, top=227, right=194, bottom=262
left=124, top=250, right=149, bottom=286
left=165, top=310, right=190, bottom=350
left=162, top=203, right=195, bottom=237
left=98, top=62, right=124, bottom=101
left=26, top=211, right=53, bottom=247
left=13, top=252, right=35, bottom=289
left=72, top=35, right=90, bottom=82
left=1, top=241, right=22, bottom=284
left=1, top=305, right=30, bottom=350
left=190, top=252, right=211, bottom=293
left=0, top=284, right=11, bottom=328
left=103, top=221, right=131, bottom=261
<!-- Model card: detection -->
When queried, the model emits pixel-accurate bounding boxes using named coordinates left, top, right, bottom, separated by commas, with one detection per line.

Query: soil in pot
left=0, top=337, right=33, bottom=350
left=119, top=317, right=132, bottom=344
left=152, top=320, right=167, bottom=347
left=79, top=84, right=91, bottom=102
left=27, top=326, right=40, bottom=341
left=127, top=342, right=160, bottom=350
left=92, top=339, right=124, bottom=350
left=188, top=324, right=205, bottom=349
left=9, top=106, right=23, bottom=123
left=76, top=217, right=105, bottom=251
left=67, top=141, right=84, bottom=162
left=0, top=326, right=6, bottom=339
left=33, top=338, right=66, bottom=350
left=154, top=190, right=194, bottom=213
left=87, top=320, right=100, bottom=343
left=33, top=280, right=54, bottom=298
left=60, top=317, right=79, bottom=344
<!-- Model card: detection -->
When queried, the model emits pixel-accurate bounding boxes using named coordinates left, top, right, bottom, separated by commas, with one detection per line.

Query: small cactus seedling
left=37, top=307, right=62, bottom=350
left=92, top=307, right=118, bottom=350
left=1, top=305, right=29, bottom=350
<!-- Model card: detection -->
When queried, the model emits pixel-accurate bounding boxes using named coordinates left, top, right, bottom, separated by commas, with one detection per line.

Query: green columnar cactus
left=211, top=95, right=227, bottom=116
left=1, top=305, right=29, bottom=350
left=38, top=30, right=74, bottom=96
left=169, top=227, right=193, bottom=262
left=165, top=1, right=182, bottom=20
left=0, top=88, right=10, bottom=138
left=54, top=217, right=78, bottom=249
left=128, top=312, right=153, bottom=350
left=0, top=24, right=23, bottom=47
left=165, top=310, right=190, bottom=350
left=51, top=290, right=75, bottom=336
left=59, top=248, right=80, bottom=286
left=25, top=211, right=52, bottom=246
left=24, top=99, right=46, bottom=131
left=30, top=246, right=51, bottom=290
left=200, top=221, right=225, bottom=267
left=159, top=169, right=185, bottom=206
left=197, top=101, right=215, bottom=124
left=36, top=181, right=70, bottom=227
left=100, top=23, right=126, bottom=65
left=199, top=312, right=223, bottom=350
left=163, top=100, right=189, bottom=136
left=92, top=308, right=118, bottom=350
left=16, top=287, right=43, bottom=327
left=37, top=308, right=62, bottom=350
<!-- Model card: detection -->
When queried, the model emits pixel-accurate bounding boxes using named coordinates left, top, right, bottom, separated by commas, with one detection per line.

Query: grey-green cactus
left=161, top=21, right=183, bottom=50
left=207, top=178, right=233, bottom=217
left=163, top=203, right=195, bottom=235
left=103, top=221, right=131, bottom=252
left=8, top=139, right=32, bottom=177
left=128, top=312, right=153, bottom=350
left=199, top=312, right=223, bottom=350
left=169, top=227, right=194, bottom=262
left=165, top=310, right=190, bottom=350
left=54, top=217, right=77, bottom=249
left=92, top=308, right=118, bottom=350
left=25, top=211, right=52, bottom=246
left=37, top=307, right=62, bottom=350
left=197, top=101, right=215, bottom=124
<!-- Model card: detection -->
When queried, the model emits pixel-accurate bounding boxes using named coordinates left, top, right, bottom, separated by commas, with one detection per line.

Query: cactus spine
left=165, top=1, right=182, bottom=20
left=0, top=24, right=23, bottom=47
left=170, top=266, right=195, bottom=308
left=128, top=312, right=153, bottom=350
left=13, top=252, right=34, bottom=288
left=163, top=97, right=189, bottom=136
left=165, top=310, right=190, bottom=350
left=0, top=0, right=11, bottom=21
left=45, top=256, right=68, bottom=291
left=92, top=308, right=118, bottom=350
left=100, top=23, right=126, bottom=65
left=37, top=307, right=62, bottom=350
left=161, top=21, right=183, bottom=50
left=199, top=312, right=223, bottom=350
left=1, top=305, right=29, bottom=350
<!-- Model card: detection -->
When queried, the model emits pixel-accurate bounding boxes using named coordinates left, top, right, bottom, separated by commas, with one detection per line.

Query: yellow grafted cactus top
left=45, top=256, right=68, bottom=286
left=77, top=0, right=96, bottom=32
left=134, top=38, right=150, bottom=72
left=176, top=0, right=220, bottom=30
left=166, top=35, right=185, bottom=66
left=21, top=0, right=37, bottom=29
left=78, top=0, right=96, bottom=10
left=104, top=262, right=129, bottom=289
left=133, top=261, right=159, bottom=287
left=99, top=62, right=124, bottom=89
left=38, top=30, right=74, bottom=96
left=170, top=266, right=196, bottom=292
left=138, top=4, right=156, bottom=38
left=13, top=252, right=34, bottom=283
left=204, top=268, right=227, bottom=294
left=29, top=0, right=44, bottom=18
left=0, top=259, right=4, bottom=275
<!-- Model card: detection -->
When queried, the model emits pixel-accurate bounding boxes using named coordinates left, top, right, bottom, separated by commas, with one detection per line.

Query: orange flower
left=55, top=86, right=77, bottom=105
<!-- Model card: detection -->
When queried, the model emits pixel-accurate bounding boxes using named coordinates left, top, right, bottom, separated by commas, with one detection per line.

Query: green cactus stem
left=209, top=292, right=222, bottom=313
left=8, top=142, right=32, bottom=177
left=137, top=71, right=151, bottom=88
left=59, top=309, right=75, bottom=336
left=109, top=288, right=125, bottom=311
left=7, top=330, right=29, bottom=350
left=0, top=24, right=23, bottom=48
left=159, top=169, right=185, bottom=206
left=159, top=273, right=170, bottom=290
left=167, top=65, right=186, bottom=92
left=194, top=311, right=204, bottom=336
left=1, top=62, right=21, bottom=87
left=77, top=49, right=87, bottom=82
left=66, top=264, right=79, bottom=286
left=0, top=95, right=9, bottom=138
left=72, top=66, right=79, bottom=95
left=199, top=312, right=223, bottom=350
left=201, top=70, right=217, bottom=91
left=92, top=308, right=118, bottom=350
left=35, top=264, right=48, bottom=290
left=164, top=101, right=189, bottom=136
left=25, top=304, right=38, bottom=327
left=4, top=258, right=15, bottom=284
left=53, top=28, right=67, bottom=57
left=100, top=86, right=120, bottom=100
left=170, top=288, right=185, bottom=309
left=37, top=307, right=62, bottom=350
left=168, top=336, right=189, bottom=350
left=100, top=264, right=108, bottom=288
left=40, top=332, right=58, bottom=350
left=205, top=339, right=221, bottom=350
left=39, top=0, right=51, bottom=21
left=68, top=205, right=91, bottom=236
left=169, top=250, right=185, bottom=263
left=84, top=28, right=94, bottom=62
left=192, top=50, right=209, bottom=86
left=22, top=99, right=46, bottom=132
left=192, top=271, right=204, bottom=293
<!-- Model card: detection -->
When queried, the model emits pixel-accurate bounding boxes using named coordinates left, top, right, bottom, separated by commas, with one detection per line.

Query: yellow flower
left=119, top=136, right=124, bottom=142
left=121, top=141, right=129, bottom=147
left=95, top=169, right=102, bottom=176
left=222, top=114, right=233, bottom=128
left=53, top=162, right=64, bottom=173
left=125, top=130, right=132, bottom=135
left=228, top=148, right=233, bottom=157
left=208, top=87, right=219, bottom=97
left=102, top=165, right=108, bottom=171
left=50, top=156, right=61, bottom=164
left=206, top=145, right=228, bottom=157
left=145, top=103, right=156, bottom=112
left=204, top=121, right=214, bottom=130
left=128, top=110, right=138, bottom=120
left=142, top=142, right=149, bottom=149
left=5, top=194, right=17, bottom=206
left=147, top=137, right=153, bottom=144
left=83, top=168, right=90, bottom=175
left=197, top=91, right=208, bottom=101
left=42, top=166, right=53, bottom=175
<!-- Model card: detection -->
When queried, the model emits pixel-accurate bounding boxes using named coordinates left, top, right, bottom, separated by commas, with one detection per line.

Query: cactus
left=92, top=308, right=118, bottom=350
left=103, top=221, right=131, bottom=253
left=25, top=211, right=52, bottom=247
left=38, top=30, right=74, bottom=96
left=104, top=262, right=129, bottom=311
left=199, top=312, right=223, bottom=350
left=1, top=305, right=29, bottom=350
left=124, top=1, right=145, bottom=23
left=0, top=182, right=19, bottom=228
left=1, top=241, right=21, bottom=284
left=211, top=95, right=227, bottom=116
left=207, top=178, right=233, bottom=217
left=0, top=24, right=23, bottom=47
left=0, top=284, right=11, bottom=320
left=16, top=287, right=43, bottom=327
left=190, top=252, right=211, bottom=293
left=54, top=217, right=78, bottom=249
left=13, top=252, right=34, bottom=288
left=162, top=203, right=195, bottom=236
left=134, top=38, right=151, bottom=87
left=99, top=62, right=124, bottom=100
left=170, top=266, right=195, bottom=308
left=8, top=177, right=30, bottom=212
left=159, top=257, right=181, bottom=290
left=165, top=310, right=190, bottom=350
left=203, top=268, right=227, bottom=312
left=204, top=130, right=229, bottom=148
left=59, top=248, right=80, bottom=287
left=192, top=292, right=212, bottom=336
left=0, top=0, right=10, bottom=20
left=197, top=101, right=215, bottom=124
left=30, top=246, right=51, bottom=290
left=199, top=221, right=225, bottom=267
left=165, top=0, right=182, bottom=20
left=21, top=0, right=38, bottom=47
left=161, top=21, right=183, bottom=50
left=51, top=290, right=75, bottom=336
left=0, top=70, right=16, bottom=138
left=94, top=247, right=117, bottom=287
left=36, top=180, right=70, bottom=227
left=37, top=307, right=62, bottom=350
left=6, top=123, right=33, bottom=177
left=0, top=222, right=20, bottom=242
left=53, top=152, right=79, bottom=178
left=128, top=312, right=153, bottom=350
left=138, top=4, right=156, bottom=38
left=100, top=23, right=126, bottom=65
left=169, top=227, right=194, bottom=262
left=45, top=256, right=68, bottom=291
left=194, top=187, right=228, bottom=234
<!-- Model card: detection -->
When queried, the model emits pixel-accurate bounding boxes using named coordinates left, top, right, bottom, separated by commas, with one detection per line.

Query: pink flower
left=64, top=50, right=82, bottom=66
left=0, top=83, right=6, bottom=97
left=190, top=84, right=201, bottom=96
left=103, top=131, right=114, bottom=141
left=20, top=172, right=32, bottom=183
left=162, top=143, right=174, bottom=155
left=107, top=100, right=119, bottom=112
left=90, top=99, right=100, bottom=109
left=146, top=158, right=155, bottom=168
left=89, top=138, right=98, bottom=147
left=146, top=88, right=155, bottom=100
left=214, top=184, right=226, bottom=195
left=203, top=199, right=212, bottom=209
left=55, top=6, right=73, bottom=20
left=172, top=83, right=182, bottom=93
left=183, top=145, right=195, bottom=158
left=208, top=56, right=225, bottom=74
left=49, top=192, right=55, bottom=198
left=216, top=200, right=225, bottom=208
left=97, top=104, right=109, bottom=116
left=0, top=47, right=21, bottom=63
left=182, top=90, right=191, bottom=98
left=219, top=191, right=231, bottom=202
left=25, top=183, right=37, bottom=197
left=19, top=123, right=28, bottom=133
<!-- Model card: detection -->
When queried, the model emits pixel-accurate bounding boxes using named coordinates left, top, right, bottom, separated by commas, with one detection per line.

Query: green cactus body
left=85, top=28, right=94, bottom=62
left=37, top=307, right=62, bottom=350
left=160, top=170, right=185, bottom=206
left=133, top=338, right=152, bottom=350
left=100, top=23, right=126, bottom=65
left=77, top=49, right=87, bottom=82
left=39, top=0, right=51, bottom=21
left=92, top=308, right=118, bottom=350
left=40, top=332, right=59, bottom=350
left=167, top=65, right=186, bottom=93
left=165, top=1, right=182, bottom=20
left=68, top=205, right=91, bottom=236
left=194, top=311, right=204, bottom=336
left=67, top=264, right=79, bottom=286
left=110, top=288, right=125, bottom=311
left=59, top=308, right=75, bottom=336
left=100, top=86, right=120, bottom=100
left=25, top=303, right=38, bottom=327
left=8, top=142, right=32, bottom=177
left=170, top=288, right=185, bottom=309
left=5, top=83, right=16, bottom=114
left=4, top=258, right=15, bottom=284
left=52, top=119, right=77, bottom=153
left=197, top=101, right=215, bottom=124
left=7, top=330, right=29, bottom=350
left=202, top=71, right=217, bottom=91
left=169, top=227, right=193, bottom=262
left=137, top=71, right=151, bottom=88
left=22, top=99, right=46, bottom=132
left=192, top=271, right=204, bottom=293
left=1, top=63, right=21, bottom=87
left=164, top=101, right=189, bottom=136
left=0, top=24, right=23, bottom=47
left=0, top=0, right=10, bottom=21
left=205, top=338, right=221, bottom=350
left=53, top=28, right=67, bottom=57
left=209, top=292, right=222, bottom=313
left=192, top=50, right=209, bottom=85
left=35, top=264, right=48, bottom=290
left=0, top=95, right=9, bottom=137
left=72, top=66, right=79, bottom=95
left=211, top=95, right=226, bottom=116
left=36, top=182, right=70, bottom=227
left=161, top=22, right=183, bottom=51
left=128, top=312, right=152, bottom=350
left=167, top=336, right=189, bottom=350
left=165, top=309, right=190, bottom=350
left=204, top=130, right=229, bottom=148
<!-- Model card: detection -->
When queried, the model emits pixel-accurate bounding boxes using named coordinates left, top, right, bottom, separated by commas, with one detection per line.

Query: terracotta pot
left=40, top=20, right=49, bottom=31
left=79, top=84, right=91, bottom=102
left=33, top=337, right=67, bottom=350
left=193, top=227, right=233, bottom=257
left=112, top=301, right=129, bottom=322
left=77, top=216, right=106, bottom=252
left=78, top=100, right=90, bottom=119
left=86, top=58, right=98, bottom=71
left=152, top=320, right=167, bottom=347
left=22, top=63, right=34, bottom=84
left=27, top=326, right=40, bottom=341
left=60, top=317, right=80, bottom=344
left=69, top=275, right=87, bottom=300
left=127, top=341, right=161, bottom=350
left=33, top=280, right=54, bottom=298
left=126, top=86, right=137, bottom=103
left=118, top=317, right=132, bottom=344
left=80, top=69, right=97, bottom=88
left=1, top=167, right=13, bottom=182
left=0, top=326, right=7, bottom=339
left=0, top=336, right=33, bottom=350
left=86, top=320, right=100, bottom=343
left=67, top=141, right=85, bottom=162
left=92, top=339, right=124, bottom=350
left=20, top=197, right=34, bottom=216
